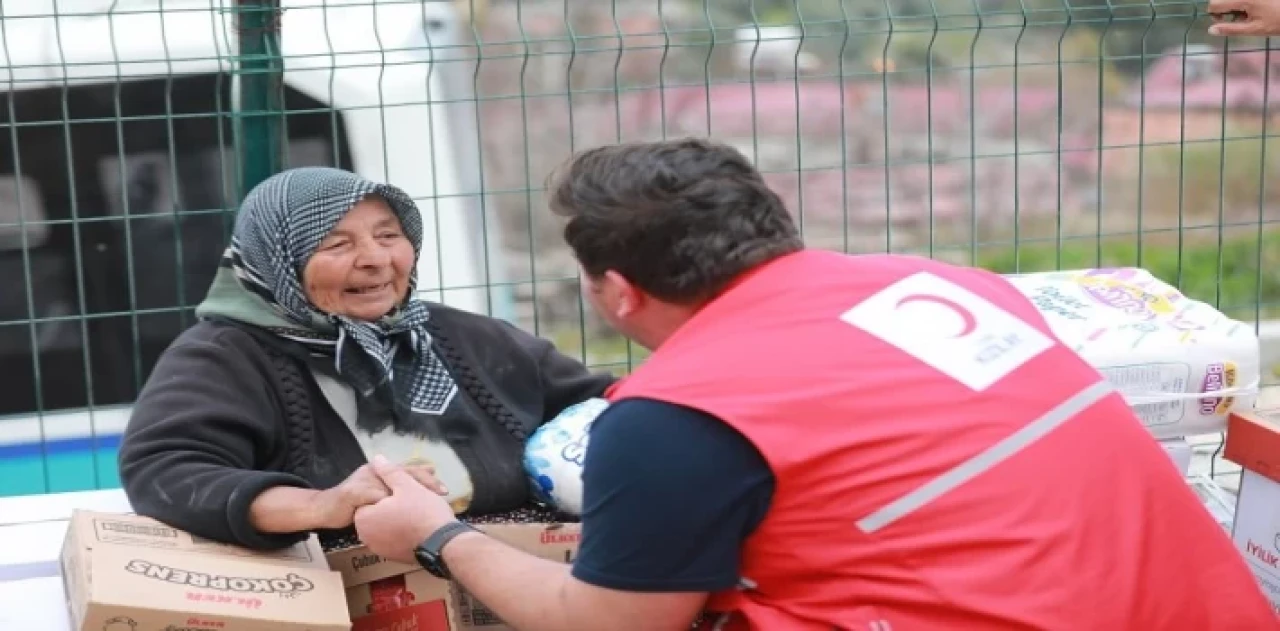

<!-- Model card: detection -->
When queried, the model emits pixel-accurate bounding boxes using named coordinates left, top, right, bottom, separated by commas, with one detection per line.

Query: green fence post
left=234, top=0, right=286, bottom=200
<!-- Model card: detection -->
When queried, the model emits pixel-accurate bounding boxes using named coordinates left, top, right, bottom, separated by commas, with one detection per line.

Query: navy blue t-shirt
left=570, top=397, right=775, bottom=592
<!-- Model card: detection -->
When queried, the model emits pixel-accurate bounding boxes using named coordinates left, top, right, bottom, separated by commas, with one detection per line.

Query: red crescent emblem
left=894, top=294, right=978, bottom=338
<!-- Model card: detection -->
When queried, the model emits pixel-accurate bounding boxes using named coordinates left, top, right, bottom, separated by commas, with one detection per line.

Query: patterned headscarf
left=195, top=167, right=458, bottom=426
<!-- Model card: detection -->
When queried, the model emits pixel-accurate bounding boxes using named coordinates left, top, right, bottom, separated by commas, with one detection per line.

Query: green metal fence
left=0, top=0, right=1274, bottom=496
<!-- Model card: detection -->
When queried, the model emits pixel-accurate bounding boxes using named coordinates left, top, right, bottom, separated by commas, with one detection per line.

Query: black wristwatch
left=414, top=521, right=478, bottom=579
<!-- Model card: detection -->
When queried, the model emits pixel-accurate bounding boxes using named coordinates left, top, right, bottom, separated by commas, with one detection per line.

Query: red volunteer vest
left=607, top=250, right=1277, bottom=630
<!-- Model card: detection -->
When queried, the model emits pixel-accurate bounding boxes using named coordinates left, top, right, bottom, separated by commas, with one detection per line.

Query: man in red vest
left=353, top=138, right=1278, bottom=630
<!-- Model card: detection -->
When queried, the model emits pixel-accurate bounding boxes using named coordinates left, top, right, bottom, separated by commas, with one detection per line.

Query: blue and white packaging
left=523, top=398, right=610, bottom=516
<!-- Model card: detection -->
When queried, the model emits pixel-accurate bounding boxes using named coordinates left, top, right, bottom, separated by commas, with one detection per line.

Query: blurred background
left=0, top=0, right=1275, bottom=497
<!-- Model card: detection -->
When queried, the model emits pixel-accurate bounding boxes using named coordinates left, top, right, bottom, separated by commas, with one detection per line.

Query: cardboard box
left=476, top=522, right=581, bottom=563
left=326, top=541, right=421, bottom=589
left=346, top=570, right=456, bottom=631
left=1224, top=410, right=1280, bottom=615
left=331, top=522, right=582, bottom=631
left=1187, top=473, right=1237, bottom=532
left=452, top=523, right=581, bottom=629
left=60, top=510, right=351, bottom=631
left=62, top=510, right=332, bottom=571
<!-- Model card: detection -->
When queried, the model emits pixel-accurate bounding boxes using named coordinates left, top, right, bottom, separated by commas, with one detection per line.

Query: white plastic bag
left=523, top=398, right=610, bottom=516
left=1005, top=268, right=1260, bottom=440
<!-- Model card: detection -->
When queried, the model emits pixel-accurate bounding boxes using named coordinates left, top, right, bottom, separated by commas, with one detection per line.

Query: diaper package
left=1003, top=268, right=1260, bottom=440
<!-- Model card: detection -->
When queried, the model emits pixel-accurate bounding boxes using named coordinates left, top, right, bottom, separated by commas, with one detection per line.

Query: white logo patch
left=840, top=272, right=1055, bottom=391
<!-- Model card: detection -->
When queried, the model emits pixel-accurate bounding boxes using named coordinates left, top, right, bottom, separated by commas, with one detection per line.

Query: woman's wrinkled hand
left=309, top=461, right=448, bottom=530
left=403, top=462, right=449, bottom=496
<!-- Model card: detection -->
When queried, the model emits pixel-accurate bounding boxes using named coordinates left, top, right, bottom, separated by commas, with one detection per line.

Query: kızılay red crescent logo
left=894, top=294, right=977, bottom=338
left=125, top=559, right=316, bottom=595
left=841, top=271, right=1057, bottom=392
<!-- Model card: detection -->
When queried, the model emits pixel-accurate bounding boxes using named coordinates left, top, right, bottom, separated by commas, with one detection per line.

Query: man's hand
left=309, top=461, right=446, bottom=531
left=354, top=455, right=459, bottom=564
left=1207, top=0, right=1280, bottom=36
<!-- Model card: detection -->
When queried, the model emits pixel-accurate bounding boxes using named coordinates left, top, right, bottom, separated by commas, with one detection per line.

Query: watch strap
left=416, top=521, right=476, bottom=579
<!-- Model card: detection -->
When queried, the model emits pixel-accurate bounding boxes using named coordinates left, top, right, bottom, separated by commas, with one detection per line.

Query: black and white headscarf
left=195, top=167, right=458, bottom=425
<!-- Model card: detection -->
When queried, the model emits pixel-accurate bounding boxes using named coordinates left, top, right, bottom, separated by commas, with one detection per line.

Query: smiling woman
left=116, top=167, right=613, bottom=550
left=303, top=198, right=417, bottom=322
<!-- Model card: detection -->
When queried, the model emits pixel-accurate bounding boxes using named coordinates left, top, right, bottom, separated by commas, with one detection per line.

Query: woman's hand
left=354, top=456, right=464, bottom=565
left=309, top=464, right=391, bottom=530
left=250, top=461, right=449, bottom=534
left=309, top=462, right=448, bottom=530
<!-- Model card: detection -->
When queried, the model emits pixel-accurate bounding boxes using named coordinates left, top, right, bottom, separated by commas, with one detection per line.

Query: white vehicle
left=0, top=0, right=507, bottom=493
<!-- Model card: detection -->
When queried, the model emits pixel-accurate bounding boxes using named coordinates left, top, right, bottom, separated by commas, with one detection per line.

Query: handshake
left=311, top=455, right=463, bottom=565
left=1207, top=0, right=1280, bottom=36
left=308, top=456, right=453, bottom=531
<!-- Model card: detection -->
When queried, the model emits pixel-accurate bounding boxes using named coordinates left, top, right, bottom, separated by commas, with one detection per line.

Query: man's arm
left=439, top=398, right=775, bottom=631
left=441, top=532, right=704, bottom=631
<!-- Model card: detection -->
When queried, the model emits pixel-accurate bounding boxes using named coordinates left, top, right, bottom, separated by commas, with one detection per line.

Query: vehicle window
left=0, top=174, right=49, bottom=251
left=0, top=74, right=350, bottom=417
left=97, top=150, right=179, bottom=219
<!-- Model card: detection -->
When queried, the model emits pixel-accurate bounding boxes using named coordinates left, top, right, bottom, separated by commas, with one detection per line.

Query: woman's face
left=302, top=197, right=415, bottom=321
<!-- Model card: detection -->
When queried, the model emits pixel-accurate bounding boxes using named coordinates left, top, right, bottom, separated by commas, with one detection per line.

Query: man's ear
left=603, top=270, right=644, bottom=318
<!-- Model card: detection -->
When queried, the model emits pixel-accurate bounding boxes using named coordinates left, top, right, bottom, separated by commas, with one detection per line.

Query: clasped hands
left=315, top=455, right=462, bottom=564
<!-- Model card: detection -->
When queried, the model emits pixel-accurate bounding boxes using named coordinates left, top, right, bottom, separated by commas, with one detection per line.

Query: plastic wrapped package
left=1159, top=438, right=1192, bottom=477
left=1187, top=474, right=1237, bottom=533
left=1004, top=268, right=1260, bottom=440
left=523, top=397, right=610, bottom=516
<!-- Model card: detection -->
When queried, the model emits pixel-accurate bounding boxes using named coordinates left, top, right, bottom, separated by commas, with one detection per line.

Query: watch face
left=414, top=544, right=446, bottom=578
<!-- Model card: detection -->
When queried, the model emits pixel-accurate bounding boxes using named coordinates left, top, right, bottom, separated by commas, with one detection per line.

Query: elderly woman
left=118, top=167, right=613, bottom=550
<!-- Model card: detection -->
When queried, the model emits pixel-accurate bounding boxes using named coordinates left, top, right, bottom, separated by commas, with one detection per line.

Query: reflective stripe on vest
left=856, top=379, right=1115, bottom=534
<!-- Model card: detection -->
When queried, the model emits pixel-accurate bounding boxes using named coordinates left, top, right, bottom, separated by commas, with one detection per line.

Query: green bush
left=974, top=229, right=1280, bottom=320
left=1129, top=131, right=1280, bottom=218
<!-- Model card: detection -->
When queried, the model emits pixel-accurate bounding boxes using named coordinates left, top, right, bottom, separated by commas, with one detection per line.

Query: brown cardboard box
left=477, top=522, right=581, bottom=563
left=346, top=570, right=456, bottom=631
left=61, top=510, right=351, bottom=631
left=326, top=541, right=421, bottom=588
left=451, top=522, right=581, bottom=630
left=331, top=522, right=582, bottom=631
left=1224, top=411, right=1280, bottom=614
left=62, top=510, right=332, bottom=570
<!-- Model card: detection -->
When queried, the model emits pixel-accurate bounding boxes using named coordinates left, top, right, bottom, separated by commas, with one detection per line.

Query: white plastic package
left=523, top=397, right=610, bottom=516
left=1159, top=437, right=1193, bottom=477
left=1004, top=268, right=1260, bottom=440
left=1188, top=474, right=1237, bottom=533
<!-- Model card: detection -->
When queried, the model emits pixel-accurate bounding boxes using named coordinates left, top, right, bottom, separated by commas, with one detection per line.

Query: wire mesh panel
left=0, top=0, right=1273, bottom=496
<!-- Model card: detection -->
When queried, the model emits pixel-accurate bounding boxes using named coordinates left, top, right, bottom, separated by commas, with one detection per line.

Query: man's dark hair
left=547, top=137, right=803, bottom=304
